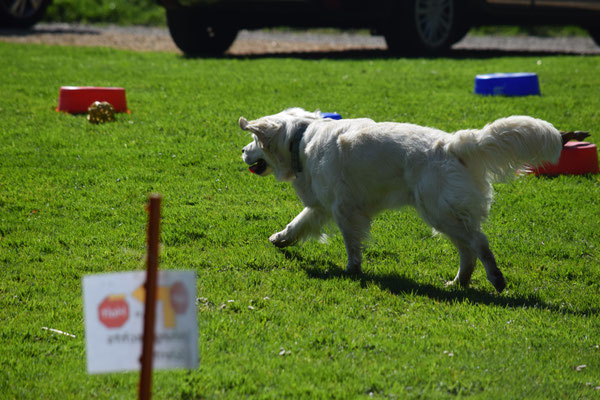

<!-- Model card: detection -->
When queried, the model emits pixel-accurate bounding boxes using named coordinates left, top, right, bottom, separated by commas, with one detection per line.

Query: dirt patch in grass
left=2, top=23, right=599, bottom=55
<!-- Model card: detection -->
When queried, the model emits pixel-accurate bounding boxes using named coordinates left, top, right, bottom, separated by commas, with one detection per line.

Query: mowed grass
left=1, top=42, right=599, bottom=399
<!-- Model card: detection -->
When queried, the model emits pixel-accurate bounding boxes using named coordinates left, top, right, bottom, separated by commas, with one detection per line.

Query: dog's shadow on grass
left=280, top=249, right=598, bottom=317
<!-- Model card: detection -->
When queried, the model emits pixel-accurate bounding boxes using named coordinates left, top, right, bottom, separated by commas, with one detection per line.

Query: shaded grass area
left=44, top=0, right=166, bottom=26
left=1, top=42, right=599, bottom=398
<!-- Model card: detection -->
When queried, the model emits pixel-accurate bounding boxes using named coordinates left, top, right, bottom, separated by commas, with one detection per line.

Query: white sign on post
left=83, top=270, right=198, bottom=374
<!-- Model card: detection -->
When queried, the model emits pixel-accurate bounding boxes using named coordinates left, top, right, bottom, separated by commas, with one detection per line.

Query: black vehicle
left=158, top=0, right=600, bottom=56
left=0, top=0, right=53, bottom=28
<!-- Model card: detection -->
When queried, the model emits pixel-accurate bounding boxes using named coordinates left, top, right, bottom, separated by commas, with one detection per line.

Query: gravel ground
left=1, top=22, right=599, bottom=55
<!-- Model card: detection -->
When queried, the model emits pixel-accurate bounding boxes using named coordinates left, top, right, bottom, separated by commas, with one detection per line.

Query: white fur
left=240, top=108, right=563, bottom=293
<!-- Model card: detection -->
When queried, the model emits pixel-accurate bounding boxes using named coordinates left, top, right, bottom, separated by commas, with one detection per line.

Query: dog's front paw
left=269, top=232, right=294, bottom=248
left=445, top=279, right=470, bottom=289
left=445, top=280, right=458, bottom=288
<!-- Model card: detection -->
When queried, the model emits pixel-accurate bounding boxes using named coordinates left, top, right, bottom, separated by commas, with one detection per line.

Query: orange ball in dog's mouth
left=249, top=159, right=267, bottom=174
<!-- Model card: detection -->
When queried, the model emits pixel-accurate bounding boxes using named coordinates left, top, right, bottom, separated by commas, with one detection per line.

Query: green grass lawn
left=1, top=42, right=599, bottom=399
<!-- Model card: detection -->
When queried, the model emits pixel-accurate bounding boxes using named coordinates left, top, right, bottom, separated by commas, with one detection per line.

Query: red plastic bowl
left=57, top=86, right=128, bottom=114
left=533, top=141, right=599, bottom=176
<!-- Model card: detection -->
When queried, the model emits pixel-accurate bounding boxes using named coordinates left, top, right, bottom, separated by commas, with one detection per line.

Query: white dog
left=240, top=108, right=568, bottom=293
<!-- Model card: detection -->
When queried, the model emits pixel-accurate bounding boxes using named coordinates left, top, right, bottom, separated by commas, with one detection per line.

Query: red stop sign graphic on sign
left=98, top=295, right=129, bottom=328
left=170, top=281, right=189, bottom=314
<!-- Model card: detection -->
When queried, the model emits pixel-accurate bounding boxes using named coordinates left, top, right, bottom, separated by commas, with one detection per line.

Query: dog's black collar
left=289, top=127, right=306, bottom=175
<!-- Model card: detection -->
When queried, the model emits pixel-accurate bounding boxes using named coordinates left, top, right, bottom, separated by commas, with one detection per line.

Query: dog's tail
left=445, top=116, right=563, bottom=180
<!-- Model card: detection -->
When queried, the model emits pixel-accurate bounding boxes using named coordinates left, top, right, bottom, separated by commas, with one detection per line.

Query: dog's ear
left=240, top=116, right=265, bottom=140
left=239, top=117, right=249, bottom=131
left=239, top=117, right=282, bottom=143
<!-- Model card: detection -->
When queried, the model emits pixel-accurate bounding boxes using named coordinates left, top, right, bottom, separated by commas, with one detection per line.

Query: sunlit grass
left=1, top=42, right=599, bottom=398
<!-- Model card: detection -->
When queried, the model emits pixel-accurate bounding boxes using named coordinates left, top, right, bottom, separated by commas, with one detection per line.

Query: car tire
left=0, top=0, right=52, bottom=28
left=166, top=8, right=238, bottom=56
left=383, top=0, right=467, bottom=56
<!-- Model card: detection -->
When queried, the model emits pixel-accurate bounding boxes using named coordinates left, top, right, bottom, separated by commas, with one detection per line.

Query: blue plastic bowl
left=321, top=112, right=342, bottom=120
left=474, top=73, right=540, bottom=96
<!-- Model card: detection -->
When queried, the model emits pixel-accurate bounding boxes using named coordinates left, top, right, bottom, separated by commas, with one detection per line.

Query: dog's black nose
left=242, top=149, right=245, bottom=154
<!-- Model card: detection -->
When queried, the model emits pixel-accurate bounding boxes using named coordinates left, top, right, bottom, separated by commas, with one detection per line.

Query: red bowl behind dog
left=532, top=141, right=599, bottom=176
left=57, top=86, right=128, bottom=114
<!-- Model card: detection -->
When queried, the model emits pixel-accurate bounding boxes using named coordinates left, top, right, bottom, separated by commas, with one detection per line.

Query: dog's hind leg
left=419, top=206, right=505, bottom=292
left=270, top=207, right=328, bottom=248
left=415, top=170, right=505, bottom=292
left=446, top=239, right=477, bottom=288
left=471, top=231, right=506, bottom=293
left=444, top=229, right=505, bottom=293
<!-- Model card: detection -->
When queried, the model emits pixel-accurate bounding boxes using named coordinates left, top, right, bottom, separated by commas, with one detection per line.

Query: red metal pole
left=139, top=194, right=161, bottom=400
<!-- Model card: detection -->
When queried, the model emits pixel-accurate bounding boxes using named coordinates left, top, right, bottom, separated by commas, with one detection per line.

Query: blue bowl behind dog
left=474, top=73, right=540, bottom=96
left=321, top=112, right=342, bottom=120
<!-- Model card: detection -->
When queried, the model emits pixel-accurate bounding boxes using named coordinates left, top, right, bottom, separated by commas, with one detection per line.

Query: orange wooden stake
left=139, top=194, right=161, bottom=400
